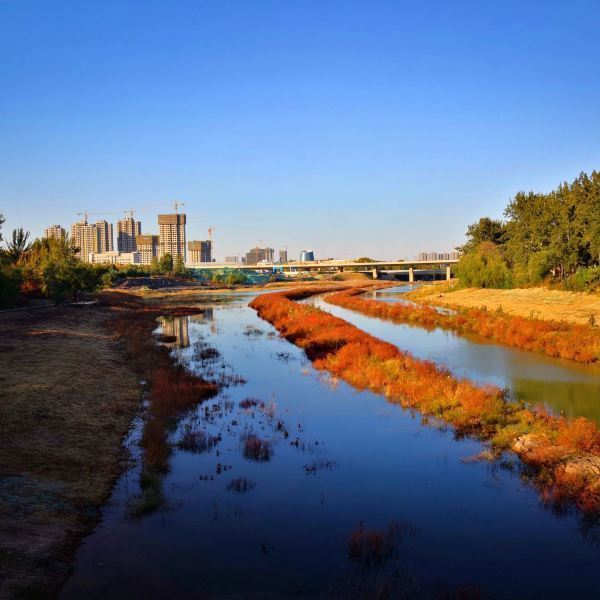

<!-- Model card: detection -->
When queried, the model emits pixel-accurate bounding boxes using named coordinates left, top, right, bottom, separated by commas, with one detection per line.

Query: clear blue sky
left=1, top=0, right=599, bottom=260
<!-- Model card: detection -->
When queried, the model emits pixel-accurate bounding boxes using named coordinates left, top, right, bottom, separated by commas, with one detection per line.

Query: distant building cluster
left=417, top=251, right=459, bottom=261
left=46, top=210, right=213, bottom=266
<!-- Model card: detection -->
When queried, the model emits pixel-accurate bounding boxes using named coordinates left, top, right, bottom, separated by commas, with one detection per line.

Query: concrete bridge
left=187, top=259, right=459, bottom=281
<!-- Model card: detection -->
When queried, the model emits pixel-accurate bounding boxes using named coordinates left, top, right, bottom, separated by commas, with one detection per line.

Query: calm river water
left=61, top=291, right=600, bottom=599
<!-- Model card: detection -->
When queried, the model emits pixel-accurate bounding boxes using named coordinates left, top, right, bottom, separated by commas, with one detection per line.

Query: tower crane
left=173, top=201, right=185, bottom=214
left=208, top=226, right=216, bottom=243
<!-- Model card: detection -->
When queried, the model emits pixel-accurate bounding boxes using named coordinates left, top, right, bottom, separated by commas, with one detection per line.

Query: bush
left=0, top=262, right=23, bottom=308
left=455, top=242, right=512, bottom=288
left=563, top=266, right=600, bottom=292
left=42, top=260, right=102, bottom=303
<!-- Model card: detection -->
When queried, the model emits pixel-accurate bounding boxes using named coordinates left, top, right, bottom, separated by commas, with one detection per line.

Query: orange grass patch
left=326, top=287, right=600, bottom=363
left=250, top=289, right=600, bottom=515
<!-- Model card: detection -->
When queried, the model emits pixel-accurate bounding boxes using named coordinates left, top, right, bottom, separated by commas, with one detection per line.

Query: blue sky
left=1, top=0, right=599, bottom=260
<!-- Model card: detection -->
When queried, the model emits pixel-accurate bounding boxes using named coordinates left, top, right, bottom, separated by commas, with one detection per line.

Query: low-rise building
left=89, top=251, right=141, bottom=265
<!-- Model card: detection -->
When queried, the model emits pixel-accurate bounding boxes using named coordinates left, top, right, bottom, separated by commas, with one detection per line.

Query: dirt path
left=408, top=283, right=600, bottom=325
left=0, top=306, right=140, bottom=598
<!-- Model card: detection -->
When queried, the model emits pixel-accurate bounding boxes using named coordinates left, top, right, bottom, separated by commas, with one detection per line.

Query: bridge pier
left=372, top=267, right=379, bottom=279
left=408, top=268, right=414, bottom=283
left=446, top=266, right=451, bottom=281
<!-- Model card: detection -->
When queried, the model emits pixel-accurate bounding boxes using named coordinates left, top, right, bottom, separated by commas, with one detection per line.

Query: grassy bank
left=406, top=282, right=600, bottom=326
left=250, top=289, right=600, bottom=517
left=326, top=287, right=600, bottom=363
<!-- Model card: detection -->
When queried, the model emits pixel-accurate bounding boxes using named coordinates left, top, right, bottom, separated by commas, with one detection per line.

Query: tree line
left=456, top=170, right=600, bottom=290
left=0, top=216, right=186, bottom=308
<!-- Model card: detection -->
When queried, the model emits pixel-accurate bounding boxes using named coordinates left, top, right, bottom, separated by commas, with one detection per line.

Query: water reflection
left=61, top=294, right=600, bottom=599
left=157, top=308, right=214, bottom=347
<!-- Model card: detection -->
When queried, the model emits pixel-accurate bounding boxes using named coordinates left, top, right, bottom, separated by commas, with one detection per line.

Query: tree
left=5, top=227, right=31, bottom=263
left=458, top=218, right=506, bottom=255
left=158, top=253, right=173, bottom=274
left=150, top=256, right=160, bottom=275
left=173, top=254, right=186, bottom=275
left=355, top=257, right=376, bottom=263
left=0, top=213, right=4, bottom=244
left=0, top=262, right=22, bottom=307
left=455, top=242, right=511, bottom=288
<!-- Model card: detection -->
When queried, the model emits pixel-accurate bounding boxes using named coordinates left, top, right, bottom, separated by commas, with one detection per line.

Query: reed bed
left=250, top=289, right=600, bottom=515
left=325, top=288, right=600, bottom=363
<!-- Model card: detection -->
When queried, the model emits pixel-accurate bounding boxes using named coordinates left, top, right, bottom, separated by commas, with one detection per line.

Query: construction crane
left=208, top=226, right=216, bottom=242
left=77, top=210, right=123, bottom=222
left=173, top=201, right=185, bottom=214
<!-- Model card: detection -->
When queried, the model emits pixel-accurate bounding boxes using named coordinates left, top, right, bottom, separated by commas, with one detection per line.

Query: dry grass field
left=408, top=283, right=600, bottom=325
left=0, top=306, right=140, bottom=598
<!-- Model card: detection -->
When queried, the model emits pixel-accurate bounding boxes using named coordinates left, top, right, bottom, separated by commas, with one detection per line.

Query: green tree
left=456, top=242, right=511, bottom=288
left=173, top=254, right=186, bottom=275
left=4, top=227, right=31, bottom=263
left=458, top=218, right=506, bottom=254
left=150, top=256, right=160, bottom=275
left=0, top=213, right=4, bottom=244
left=0, top=262, right=22, bottom=307
left=158, top=253, right=173, bottom=274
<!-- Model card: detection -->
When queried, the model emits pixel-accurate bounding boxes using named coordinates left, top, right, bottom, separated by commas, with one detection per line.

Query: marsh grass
left=329, top=287, right=600, bottom=363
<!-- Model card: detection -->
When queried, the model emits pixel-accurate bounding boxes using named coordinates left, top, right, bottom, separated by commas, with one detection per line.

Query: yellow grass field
left=408, top=283, right=600, bottom=325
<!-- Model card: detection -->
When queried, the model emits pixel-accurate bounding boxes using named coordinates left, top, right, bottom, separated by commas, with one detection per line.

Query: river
left=61, top=291, right=600, bottom=599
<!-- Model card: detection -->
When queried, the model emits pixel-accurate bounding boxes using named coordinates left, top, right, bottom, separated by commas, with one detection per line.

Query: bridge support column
left=372, top=267, right=379, bottom=279
left=446, top=266, right=451, bottom=281
left=408, top=268, right=414, bottom=283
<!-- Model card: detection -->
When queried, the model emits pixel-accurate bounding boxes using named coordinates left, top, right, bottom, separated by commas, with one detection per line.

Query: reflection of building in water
left=159, top=308, right=215, bottom=347
left=160, top=316, right=190, bottom=347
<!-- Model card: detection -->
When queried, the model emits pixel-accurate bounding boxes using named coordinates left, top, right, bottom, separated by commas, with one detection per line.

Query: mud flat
left=0, top=305, right=140, bottom=597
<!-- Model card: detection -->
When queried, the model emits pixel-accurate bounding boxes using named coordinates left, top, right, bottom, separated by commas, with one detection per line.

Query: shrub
left=0, top=262, right=22, bottom=308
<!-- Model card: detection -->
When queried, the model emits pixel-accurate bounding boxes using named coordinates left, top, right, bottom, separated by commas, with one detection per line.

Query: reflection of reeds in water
left=250, top=288, right=600, bottom=516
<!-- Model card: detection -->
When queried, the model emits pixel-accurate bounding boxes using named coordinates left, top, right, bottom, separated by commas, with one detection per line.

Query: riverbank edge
left=334, top=286, right=600, bottom=363
left=0, top=292, right=218, bottom=598
left=250, top=288, right=600, bottom=518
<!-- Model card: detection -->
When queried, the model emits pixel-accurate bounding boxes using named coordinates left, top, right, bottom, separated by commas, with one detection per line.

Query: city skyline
left=3, top=2, right=599, bottom=259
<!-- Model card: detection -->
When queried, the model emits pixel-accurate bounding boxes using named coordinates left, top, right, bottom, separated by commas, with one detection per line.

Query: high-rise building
left=136, top=234, right=159, bottom=265
left=279, top=249, right=288, bottom=263
left=70, top=220, right=97, bottom=261
left=187, top=240, right=212, bottom=263
left=299, top=250, right=315, bottom=262
left=158, top=213, right=186, bottom=260
left=245, top=246, right=274, bottom=265
left=225, top=255, right=240, bottom=264
left=94, top=220, right=113, bottom=253
left=44, top=225, right=65, bottom=240
left=117, top=217, right=142, bottom=252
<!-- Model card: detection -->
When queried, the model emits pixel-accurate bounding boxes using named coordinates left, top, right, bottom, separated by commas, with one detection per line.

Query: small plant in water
left=241, top=430, right=272, bottom=462
left=348, top=521, right=405, bottom=569
left=226, top=476, right=256, bottom=493
left=178, top=425, right=220, bottom=453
